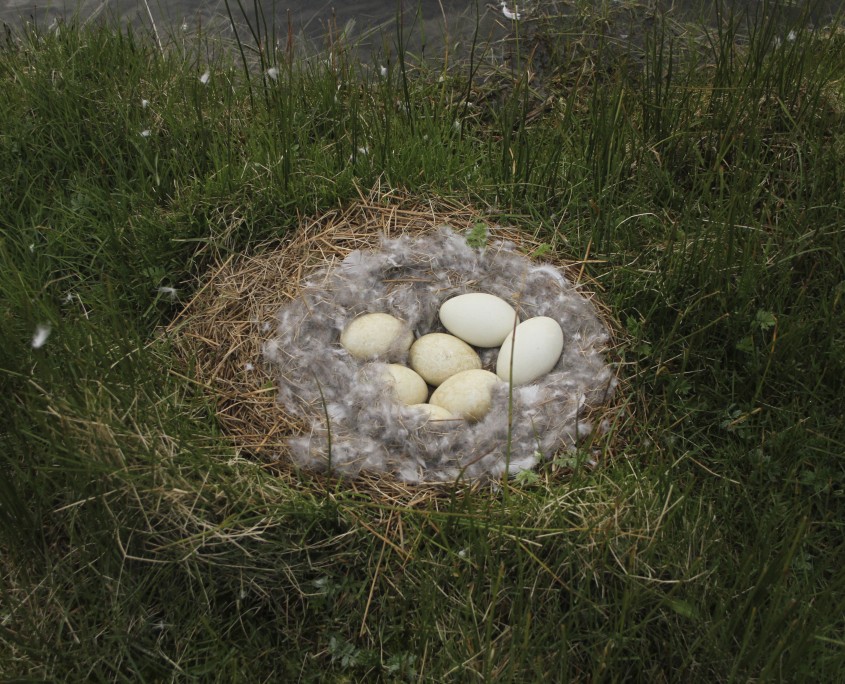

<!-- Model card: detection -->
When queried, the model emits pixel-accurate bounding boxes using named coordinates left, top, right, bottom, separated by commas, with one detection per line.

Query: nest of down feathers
left=168, top=188, right=621, bottom=487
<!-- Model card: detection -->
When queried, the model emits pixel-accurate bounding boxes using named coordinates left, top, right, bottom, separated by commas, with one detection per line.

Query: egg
left=409, top=333, right=482, bottom=386
left=429, top=369, right=501, bottom=421
left=408, top=403, right=458, bottom=421
left=439, top=292, right=519, bottom=347
left=340, top=313, right=413, bottom=360
left=496, top=316, right=564, bottom=385
left=384, top=364, right=428, bottom=405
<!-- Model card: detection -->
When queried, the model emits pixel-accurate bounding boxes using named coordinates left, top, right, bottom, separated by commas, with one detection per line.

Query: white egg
left=409, top=333, right=482, bottom=386
left=429, top=369, right=501, bottom=421
left=384, top=364, right=429, bottom=405
left=408, top=403, right=458, bottom=421
left=340, top=313, right=413, bottom=360
left=439, top=292, right=519, bottom=347
left=496, top=316, right=564, bottom=385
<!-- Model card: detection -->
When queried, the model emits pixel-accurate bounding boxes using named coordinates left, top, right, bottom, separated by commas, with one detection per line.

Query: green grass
left=2, top=1, right=844, bottom=680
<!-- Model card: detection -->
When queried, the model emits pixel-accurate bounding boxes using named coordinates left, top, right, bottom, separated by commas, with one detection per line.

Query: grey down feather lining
left=264, top=226, right=616, bottom=483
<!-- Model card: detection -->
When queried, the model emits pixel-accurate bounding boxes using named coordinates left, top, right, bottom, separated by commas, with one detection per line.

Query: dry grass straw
left=166, top=184, right=625, bottom=499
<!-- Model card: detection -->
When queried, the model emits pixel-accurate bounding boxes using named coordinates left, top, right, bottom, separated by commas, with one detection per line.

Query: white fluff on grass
left=264, top=226, right=616, bottom=483
left=31, top=323, right=52, bottom=349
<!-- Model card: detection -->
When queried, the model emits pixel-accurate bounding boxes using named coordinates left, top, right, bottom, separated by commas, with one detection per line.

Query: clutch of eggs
left=339, top=293, right=564, bottom=422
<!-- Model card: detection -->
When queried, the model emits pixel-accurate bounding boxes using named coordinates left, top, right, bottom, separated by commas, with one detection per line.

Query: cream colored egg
left=496, top=316, right=564, bottom=385
left=409, top=333, right=482, bottom=386
left=340, top=313, right=413, bottom=360
left=408, top=403, right=458, bottom=421
left=439, top=293, right=519, bottom=347
left=385, top=364, right=429, bottom=405
left=429, top=369, right=501, bottom=421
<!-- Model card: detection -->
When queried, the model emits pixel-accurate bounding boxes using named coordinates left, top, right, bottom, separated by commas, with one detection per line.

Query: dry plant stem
left=504, top=306, right=518, bottom=498
left=141, top=0, right=164, bottom=55
left=313, top=372, right=333, bottom=472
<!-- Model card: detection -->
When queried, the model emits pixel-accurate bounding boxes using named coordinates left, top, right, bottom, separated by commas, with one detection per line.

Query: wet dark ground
left=0, top=0, right=494, bottom=54
left=1, top=1, right=841, bottom=68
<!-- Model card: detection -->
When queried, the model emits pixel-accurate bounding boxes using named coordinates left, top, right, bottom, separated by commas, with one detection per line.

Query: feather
left=264, top=227, right=615, bottom=483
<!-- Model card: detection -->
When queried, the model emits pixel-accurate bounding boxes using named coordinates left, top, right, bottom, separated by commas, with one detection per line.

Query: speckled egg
left=384, top=364, right=429, bottom=405
left=409, top=333, right=482, bottom=386
left=408, top=403, right=459, bottom=421
left=340, top=313, right=413, bottom=360
left=429, top=369, right=501, bottom=421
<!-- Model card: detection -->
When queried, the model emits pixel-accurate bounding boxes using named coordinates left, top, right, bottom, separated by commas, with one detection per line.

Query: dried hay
left=167, top=186, right=623, bottom=496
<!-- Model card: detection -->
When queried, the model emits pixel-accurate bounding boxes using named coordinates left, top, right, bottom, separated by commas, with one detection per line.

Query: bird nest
left=167, top=188, right=621, bottom=488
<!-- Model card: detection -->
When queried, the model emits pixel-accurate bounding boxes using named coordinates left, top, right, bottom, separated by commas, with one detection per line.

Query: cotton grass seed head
left=31, top=324, right=51, bottom=349
left=500, top=2, right=522, bottom=20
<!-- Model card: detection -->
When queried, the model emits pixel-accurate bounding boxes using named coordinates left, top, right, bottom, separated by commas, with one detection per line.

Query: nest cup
left=168, top=191, right=619, bottom=487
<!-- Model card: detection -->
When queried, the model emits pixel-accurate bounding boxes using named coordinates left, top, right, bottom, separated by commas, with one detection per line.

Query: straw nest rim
left=165, top=185, right=628, bottom=502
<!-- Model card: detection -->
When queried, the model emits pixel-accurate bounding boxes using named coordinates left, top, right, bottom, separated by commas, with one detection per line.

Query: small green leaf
left=143, top=266, right=166, bottom=284
left=553, top=448, right=591, bottom=469
left=530, top=243, right=552, bottom=258
left=736, top=336, right=754, bottom=353
left=636, top=342, right=653, bottom=356
left=466, top=222, right=488, bottom=248
left=514, top=469, right=540, bottom=486
left=625, top=315, right=642, bottom=336
left=665, top=598, right=698, bottom=619
left=755, top=310, right=777, bottom=331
